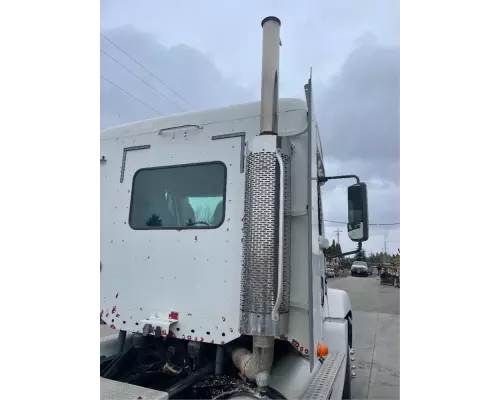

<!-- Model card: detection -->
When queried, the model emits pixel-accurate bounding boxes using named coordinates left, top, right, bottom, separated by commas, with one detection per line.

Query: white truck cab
left=100, top=17, right=369, bottom=400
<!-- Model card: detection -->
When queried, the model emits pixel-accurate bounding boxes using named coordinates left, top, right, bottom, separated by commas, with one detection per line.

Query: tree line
left=324, top=238, right=398, bottom=265
left=366, top=252, right=398, bottom=264
left=324, top=239, right=343, bottom=258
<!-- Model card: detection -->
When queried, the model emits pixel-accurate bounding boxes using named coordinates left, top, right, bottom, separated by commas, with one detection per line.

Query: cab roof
left=100, top=98, right=307, bottom=140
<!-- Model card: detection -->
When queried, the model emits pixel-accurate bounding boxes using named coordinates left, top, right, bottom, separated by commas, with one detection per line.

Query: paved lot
left=329, top=275, right=400, bottom=399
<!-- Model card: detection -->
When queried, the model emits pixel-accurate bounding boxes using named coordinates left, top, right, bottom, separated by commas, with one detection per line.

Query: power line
left=100, top=48, right=185, bottom=112
left=100, top=75, right=163, bottom=116
left=100, top=33, right=196, bottom=110
left=324, top=219, right=400, bottom=226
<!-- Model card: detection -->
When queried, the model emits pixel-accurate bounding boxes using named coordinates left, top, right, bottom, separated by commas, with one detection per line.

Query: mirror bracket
left=319, top=174, right=369, bottom=242
left=323, top=242, right=362, bottom=259
left=318, top=174, right=360, bottom=184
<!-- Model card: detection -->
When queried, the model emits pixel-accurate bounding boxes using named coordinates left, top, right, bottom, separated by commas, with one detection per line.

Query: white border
left=1, top=1, right=98, bottom=398
left=403, top=1, right=499, bottom=399
left=2, top=1, right=499, bottom=398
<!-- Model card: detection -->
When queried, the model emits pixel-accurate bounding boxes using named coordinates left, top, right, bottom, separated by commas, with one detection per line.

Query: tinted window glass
left=129, top=162, right=226, bottom=229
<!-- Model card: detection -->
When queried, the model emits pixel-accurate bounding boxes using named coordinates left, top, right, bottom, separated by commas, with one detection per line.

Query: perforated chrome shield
left=240, top=136, right=292, bottom=336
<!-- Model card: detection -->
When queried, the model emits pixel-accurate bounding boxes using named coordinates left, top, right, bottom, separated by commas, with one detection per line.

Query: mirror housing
left=347, top=182, right=369, bottom=242
left=318, top=235, right=330, bottom=250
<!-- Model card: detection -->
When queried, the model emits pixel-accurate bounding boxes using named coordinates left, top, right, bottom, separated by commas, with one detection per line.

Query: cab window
left=129, top=162, right=226, bottom=229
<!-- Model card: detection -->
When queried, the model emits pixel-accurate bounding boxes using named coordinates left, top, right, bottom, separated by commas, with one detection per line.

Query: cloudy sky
left=100, top=0, right=400, bottom=255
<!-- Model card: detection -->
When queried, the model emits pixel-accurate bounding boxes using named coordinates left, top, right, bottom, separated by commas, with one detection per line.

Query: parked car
left=351, top=261, right=372, bottom=277
left=326, top=264, right=336, bottom=278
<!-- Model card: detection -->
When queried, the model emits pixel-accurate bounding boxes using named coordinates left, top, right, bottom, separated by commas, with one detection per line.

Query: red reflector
left=169, top=311, right=179, bottom=320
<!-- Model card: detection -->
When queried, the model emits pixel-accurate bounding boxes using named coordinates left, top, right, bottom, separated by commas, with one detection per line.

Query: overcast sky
left=100, top=0, right=400, bottom=255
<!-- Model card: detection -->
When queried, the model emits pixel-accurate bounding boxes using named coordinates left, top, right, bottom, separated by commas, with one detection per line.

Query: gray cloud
left=315, top=37, right=400, bottom=252
left=99, top=22, right=399, bottom=254
left=101, top=1, right=400, bottom=94
left=100, top=26, right=254, bottom=129
left=317, top=36, right=400, bottom=185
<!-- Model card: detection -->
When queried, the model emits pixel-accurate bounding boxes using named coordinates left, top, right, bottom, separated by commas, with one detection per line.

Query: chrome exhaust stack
left=259, top=16, right=281, bottom=136
left=235, top=16, right=292, bottom=389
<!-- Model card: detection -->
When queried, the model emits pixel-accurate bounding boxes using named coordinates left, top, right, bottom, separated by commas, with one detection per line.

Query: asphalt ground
left=329, top=274, right=400, bottom=399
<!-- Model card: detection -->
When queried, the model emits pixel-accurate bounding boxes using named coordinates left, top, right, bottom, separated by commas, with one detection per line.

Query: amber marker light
left=317, top=343, right=329, bottom=357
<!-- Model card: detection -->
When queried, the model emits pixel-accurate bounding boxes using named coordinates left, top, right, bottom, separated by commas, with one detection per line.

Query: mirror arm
left=323, top=242, right=362, bottom=259
left=318, top=174, right=360, bottom=184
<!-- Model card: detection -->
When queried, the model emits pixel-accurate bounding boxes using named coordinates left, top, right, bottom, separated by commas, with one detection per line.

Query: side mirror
left=347, top=182, right=369, bottom=242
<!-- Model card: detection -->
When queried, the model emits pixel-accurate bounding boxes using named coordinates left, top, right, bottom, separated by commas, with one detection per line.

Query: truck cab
left=100, top=16, right=369, bottom=400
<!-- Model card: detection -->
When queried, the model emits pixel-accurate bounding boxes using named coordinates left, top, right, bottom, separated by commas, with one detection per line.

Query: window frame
left=128, top=161, right=227, bottom=231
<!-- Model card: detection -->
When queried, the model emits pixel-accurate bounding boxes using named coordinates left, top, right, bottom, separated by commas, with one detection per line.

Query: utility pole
left=333, top=229, right=343, bottom=247
left=383, top=234, right=388, bottom=263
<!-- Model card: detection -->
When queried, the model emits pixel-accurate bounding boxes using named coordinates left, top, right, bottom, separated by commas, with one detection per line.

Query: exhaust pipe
left=232, top=336, right=275, bottom=388
left=234, top=16, right=285, bottom=389
left=259, top=16, right=281, bottom=136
